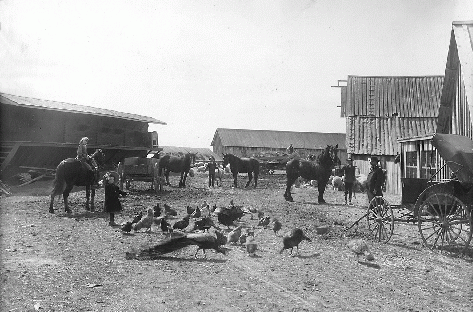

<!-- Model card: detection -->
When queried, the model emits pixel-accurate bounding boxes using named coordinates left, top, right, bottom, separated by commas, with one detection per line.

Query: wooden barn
left=211, top=128, right=347, bottom=162
left=336, top=75, right=444, bottom=194
left=398, top=21, right=473, bottom=185
left=0, top=93, right=166, bottom=177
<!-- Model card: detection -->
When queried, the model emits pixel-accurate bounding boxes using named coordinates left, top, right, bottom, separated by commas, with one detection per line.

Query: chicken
left=194, top=216, right=215, bottom=232
left=246, top=238, right=258, bottom=257
left=200, top=204, right=211, bottom=218
left=159, top=216, right=173, bottom=234
left=280, top=228, right=311, bottom=256
left=226, top=226, right=242, bottom=244
left=153, top=203, right=161, bottom=218
left=258, top=216, right=271, bottom=228
left=120, top=221, right=133, bottom=233
left=131, top=212, right=143, bottom=224
left=257, top=211, right=265, bottom=219
left=139, top=230, right=227, bottom=258
left=186, top=206, right=195, bottom=215
left=173, top=215, right=190, bottom=231
left=133, top=208, right=155, bottom=232
left=191, top=206, right=201, bottom=219
left=210, top=204, right=218, bottom=214
left=217, top=207, right=243, bottom=228
left=164, top=204, right=177, bottom=217
left=272, top=218, right=282, bottom=235
left=239, top=233, right=247, bottom=245
left=347, top=239, right=374, bottom=261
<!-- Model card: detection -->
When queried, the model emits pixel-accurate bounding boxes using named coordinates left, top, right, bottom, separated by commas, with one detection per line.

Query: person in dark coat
left=207, top=156, right=217, bottom=188
left=104, top=172, right=127, bottom=226
left=366, top=156, right=385, bottom=206
left=342, top=158, right=356, bottom=205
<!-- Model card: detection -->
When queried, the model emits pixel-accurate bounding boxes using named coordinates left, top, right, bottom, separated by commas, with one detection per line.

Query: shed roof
left=0, top=93, right=166, bottom=125
left=212, top=128, right=346, bottom=150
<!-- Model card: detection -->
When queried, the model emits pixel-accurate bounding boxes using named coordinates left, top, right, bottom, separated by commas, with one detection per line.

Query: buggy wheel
left=367, top=196, right=394, bottom=243
left=418, top=193, right=472, bottom=253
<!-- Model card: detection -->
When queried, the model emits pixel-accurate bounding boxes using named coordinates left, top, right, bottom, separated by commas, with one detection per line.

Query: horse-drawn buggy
left=350, top=133, right=473, bottom=254
left=117, top=157, right=161, bottom=192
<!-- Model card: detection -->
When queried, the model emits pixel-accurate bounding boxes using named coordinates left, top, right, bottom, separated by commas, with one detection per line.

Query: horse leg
left=284, top=176, right=297, bottom=202
left=49, top=194, right=55, bottom=213
left=182, top=172, right=188, bottom=187
left=317, top=182, right=326, bottom=204
left=85, top=186, right=90, bottom=211
left=254, top=172, right=258, bottom=188
left=63, top=185, right=73, bottom=213
left=179, top=172, right=184, bottom=187
left=233, top=174, right=238, bottom=188
left=245, top=172, right=253, bottom=188
left=165, top=170, right=170, bottom=186
left=90, top=188, right=95, bottom=211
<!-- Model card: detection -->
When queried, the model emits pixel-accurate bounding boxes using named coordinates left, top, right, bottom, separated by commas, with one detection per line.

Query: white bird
left=133, top=208, right=155, bottom=232
left=347, top=239, right=374, bottom=261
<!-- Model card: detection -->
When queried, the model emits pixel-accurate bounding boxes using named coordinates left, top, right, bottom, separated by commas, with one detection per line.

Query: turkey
left=280, top=228, right=311, bottom=256
left=172, top=215, right=190, bottom=231
left=139, top=230, right=227, bottom=258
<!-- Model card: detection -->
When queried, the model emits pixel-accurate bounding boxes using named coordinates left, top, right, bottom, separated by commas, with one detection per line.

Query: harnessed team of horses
left=49, top=145, right=341, bottom=213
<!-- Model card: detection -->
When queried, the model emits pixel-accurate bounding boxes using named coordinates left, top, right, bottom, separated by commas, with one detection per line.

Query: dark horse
left=49, top=149, right=105, bottom=213
left=157, top=153, right=194, bottom=187
left=223, top=153, right=260, bottom=188
left=284, top=145, right=340, bottom=203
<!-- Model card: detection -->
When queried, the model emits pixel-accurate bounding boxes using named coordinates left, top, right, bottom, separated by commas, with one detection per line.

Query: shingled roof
left=1, top=93, right=166, bottom=125
left=211, top=128, right=346, bottom=150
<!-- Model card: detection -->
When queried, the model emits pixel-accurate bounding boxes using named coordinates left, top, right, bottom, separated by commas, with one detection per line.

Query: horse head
left=317, top=145, right=339, bottom=168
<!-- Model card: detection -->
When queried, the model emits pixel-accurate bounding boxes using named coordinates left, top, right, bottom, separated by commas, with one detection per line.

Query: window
left=420, top=150, right=436, bottom=179
left=405, top=151, right=417, bottom=178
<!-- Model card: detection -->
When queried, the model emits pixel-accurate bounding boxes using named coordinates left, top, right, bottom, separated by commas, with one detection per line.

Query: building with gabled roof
left=1, top=93, right=166, bottom=176
left=211, top=128, right=347, bottom=161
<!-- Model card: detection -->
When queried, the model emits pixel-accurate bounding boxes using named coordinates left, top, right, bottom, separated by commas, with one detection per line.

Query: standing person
left=104, top=172, right=127, bottom=226
left=342, top=157, right=356, bottom=205
left=207, top=156, right=217, bottom=188
left=366, top=156, right=385, bottom=206
left=287, top=144, right=294, bottom=154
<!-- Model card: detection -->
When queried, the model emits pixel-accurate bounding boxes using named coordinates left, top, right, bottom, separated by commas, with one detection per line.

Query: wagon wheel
left=367, top=196, right=394, bottom=243
left=417, top=193, right=472, bottom=253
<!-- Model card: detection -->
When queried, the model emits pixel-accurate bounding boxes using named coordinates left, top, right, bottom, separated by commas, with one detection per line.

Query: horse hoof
left=49, top=209, right=55, bottom=214
left=65, top=209, right=72, bottom=214
left=318, top=200, right=326, bottom=204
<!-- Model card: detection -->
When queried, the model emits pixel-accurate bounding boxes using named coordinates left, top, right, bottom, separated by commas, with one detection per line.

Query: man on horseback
left=76, top=137, right=99, bottom=187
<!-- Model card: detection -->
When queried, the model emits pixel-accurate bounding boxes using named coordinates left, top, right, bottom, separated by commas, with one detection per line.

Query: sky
left=1, top=0, right=472, bottom=149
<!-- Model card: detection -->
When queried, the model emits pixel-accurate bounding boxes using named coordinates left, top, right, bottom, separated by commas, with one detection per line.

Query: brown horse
left=157, top=153, right=195, bottom=187
left=223, top=153, right=260, bottom=188
left=284, top=145, right=340, bottom=203
left=49, top=149, right=105, bottom=213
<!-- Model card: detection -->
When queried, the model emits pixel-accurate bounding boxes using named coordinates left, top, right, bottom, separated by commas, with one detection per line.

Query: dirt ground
left=1, top=173, right=472, bottom=312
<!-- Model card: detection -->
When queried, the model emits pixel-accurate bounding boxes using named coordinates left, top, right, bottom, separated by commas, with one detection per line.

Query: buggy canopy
left=432, top=133, right=473, bottom=183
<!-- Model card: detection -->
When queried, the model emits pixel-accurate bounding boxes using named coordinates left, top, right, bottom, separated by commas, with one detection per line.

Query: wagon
left=348, top=133, right=473, bottom=253
left=117, top=157, right=161, bottom=192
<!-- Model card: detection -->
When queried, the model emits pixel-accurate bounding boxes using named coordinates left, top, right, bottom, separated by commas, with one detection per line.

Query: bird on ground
left=217, top=207, right=243, bottom=228
left=153, top=203, right=161, bottom=218
left=272, top=218, right=282, bottom=235
left=226, top=226, right=243, bottom=244
left=139, top=230, right=227, bottom=258
left=131, top=211, right=143, bottom=224
left=191, top=206, right=201, bottom=219
left=347, top=239, right=374, bottom=261
left=210, top=204, right=218, bottom=214
left=164, top=204, right=177, bottom=217
left=200, top=204, right=211, bottom=218
left=159, top=216, right=173, bottom=234
left=257, top=211, right=265, bottom=219
left=186, top=205, right=195, bottom=215
left=258, top=216, right=271, bottom=228
left=133, top=208, right=155, bottom=232
left=239, top=233, right=247, bottom=245
left=194, top=216, right=215, bottom=232
left=120, top=221, right=133, bottom=233
left=173, top=215, right=190, bottom=231
left=280, top=228, right=311, bottom=256
left=246, top=238, right=258, bottom=257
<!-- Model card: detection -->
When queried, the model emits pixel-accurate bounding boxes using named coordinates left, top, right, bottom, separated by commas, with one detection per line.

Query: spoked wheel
left=367, top=196, right=394, bottom=243
left=417, top=193, right=472, bottom=253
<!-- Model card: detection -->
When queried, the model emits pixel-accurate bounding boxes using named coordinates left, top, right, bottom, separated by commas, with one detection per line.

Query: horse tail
left=51, top=162, right=66, bottom=196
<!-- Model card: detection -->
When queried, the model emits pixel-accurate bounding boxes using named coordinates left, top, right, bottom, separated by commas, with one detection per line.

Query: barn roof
left=153, top=146, right=223, bottom=162
left=211, top=128, right=346, bottom=150
left=437, top=21, right=473, bottom=133
left=0, top=93, right=166, bottom=125
left=341, top=75, right=444, bottom=156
